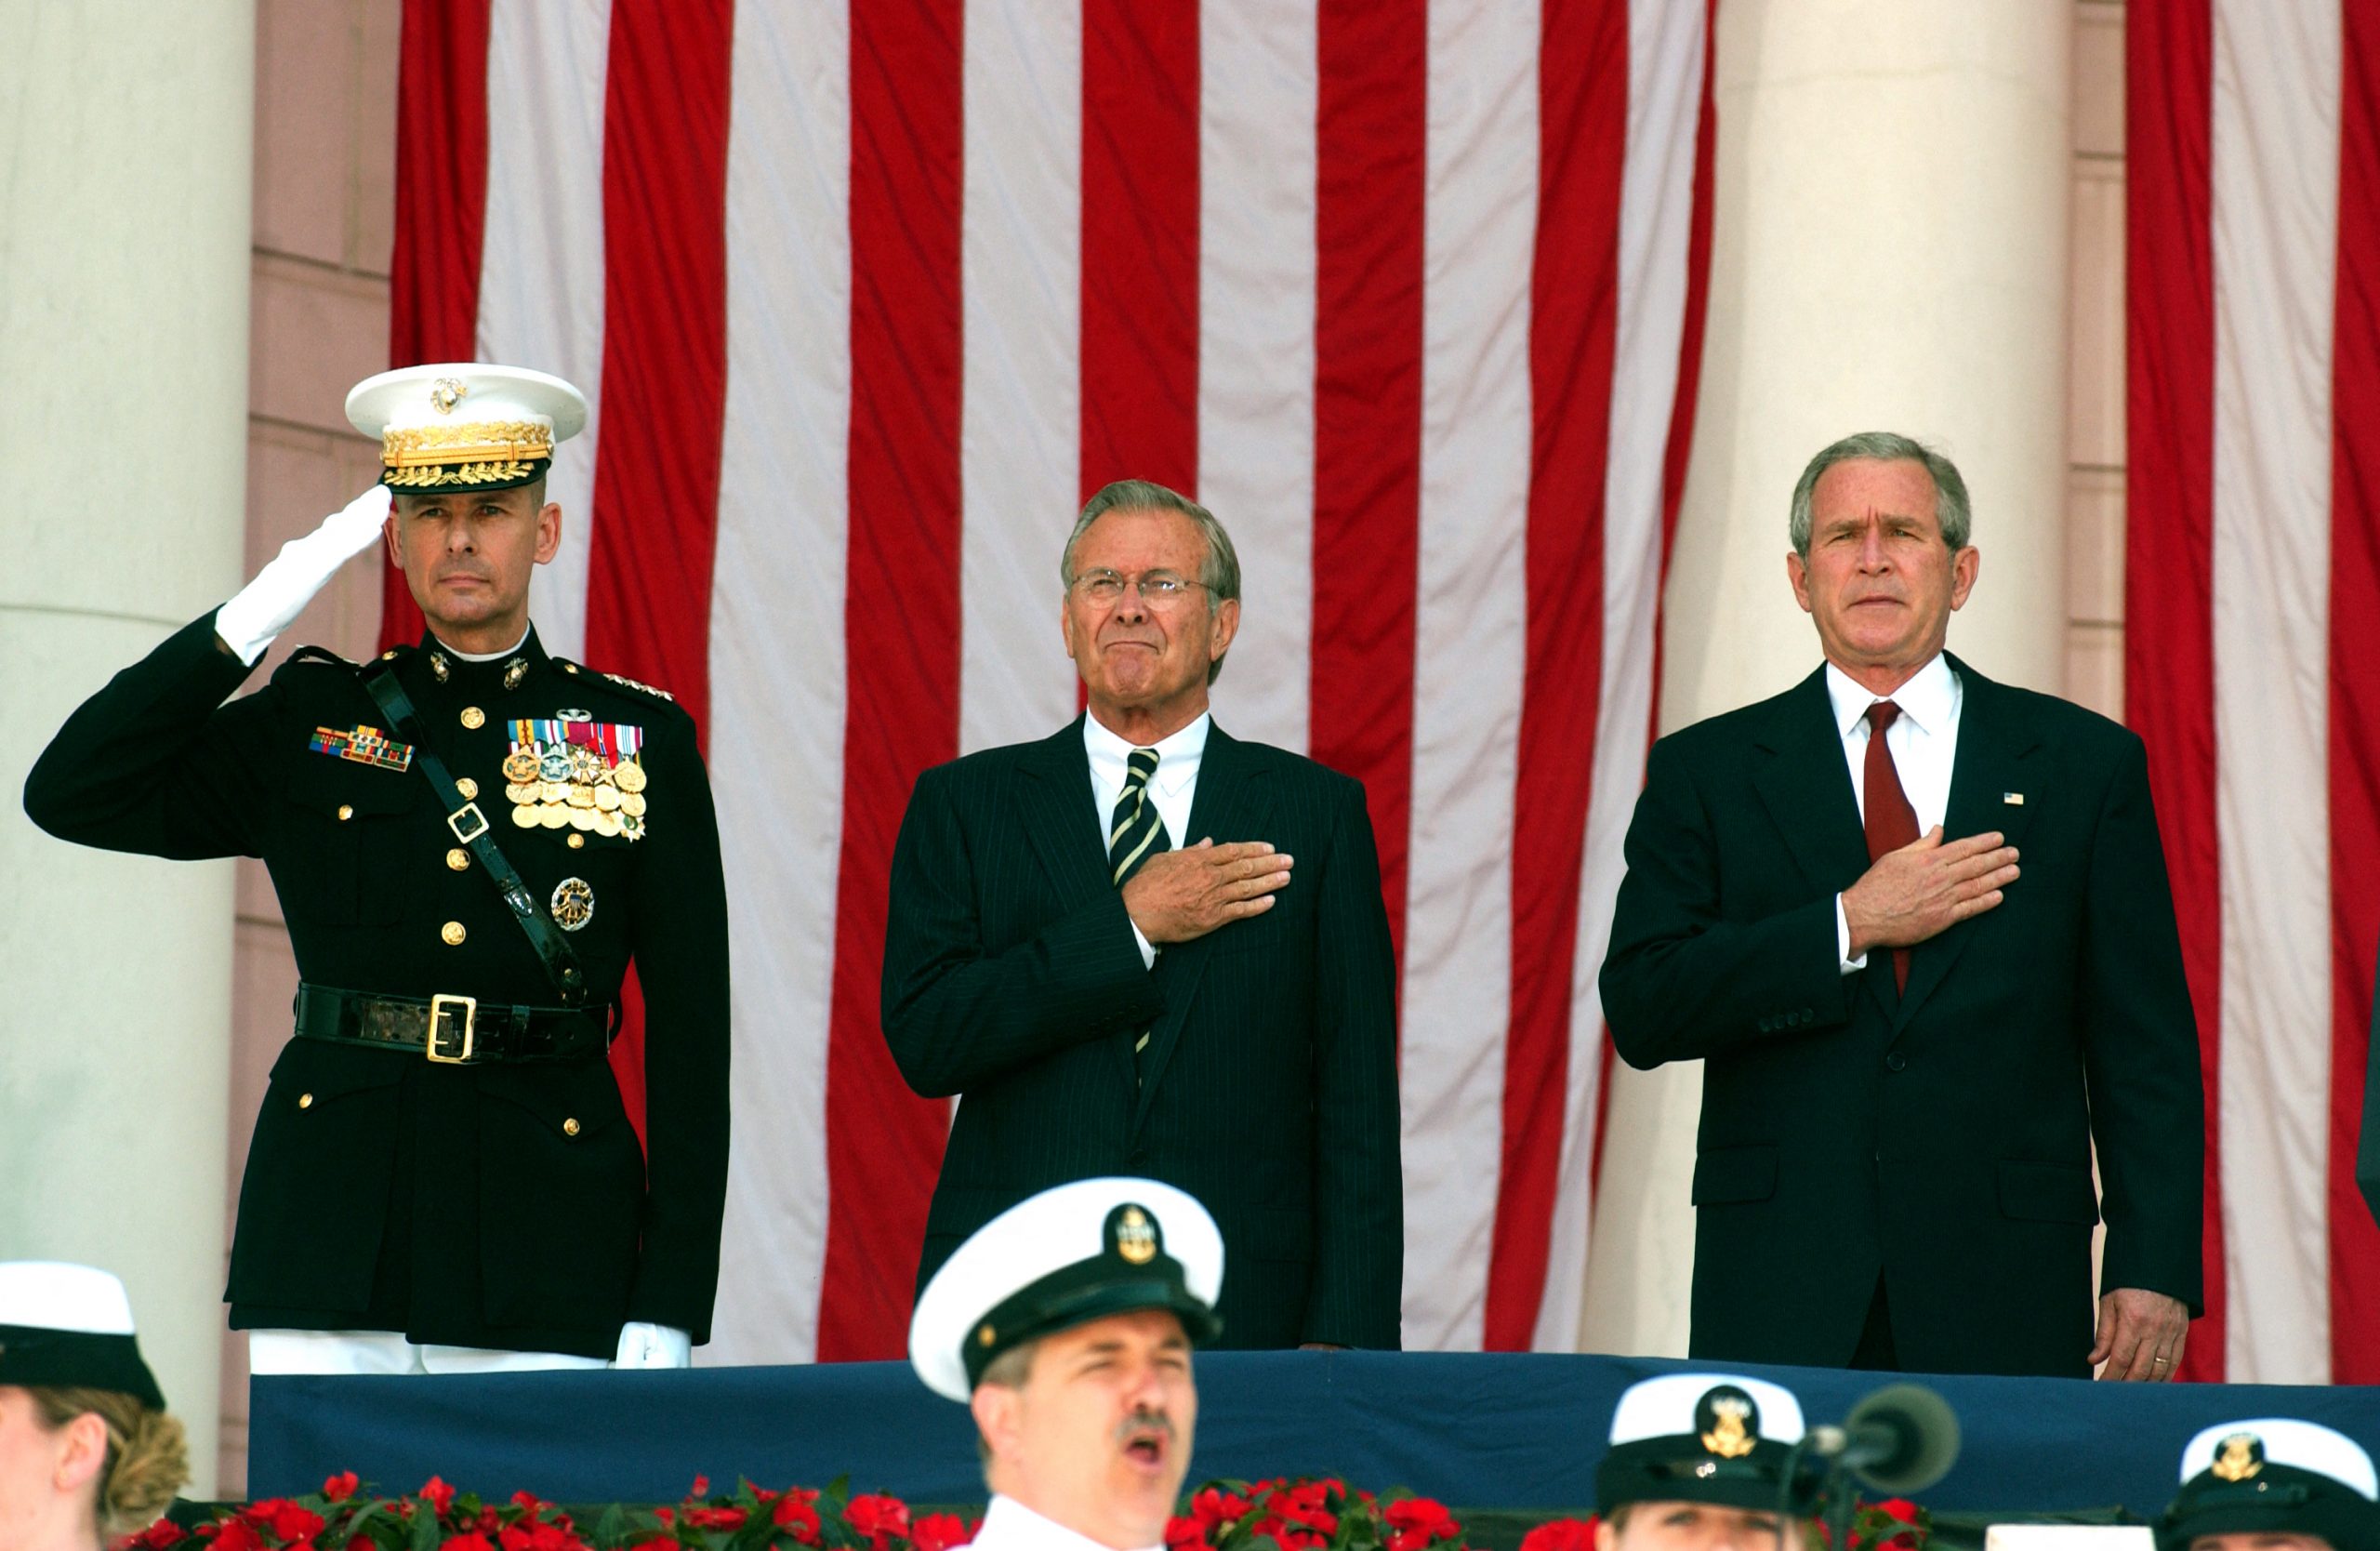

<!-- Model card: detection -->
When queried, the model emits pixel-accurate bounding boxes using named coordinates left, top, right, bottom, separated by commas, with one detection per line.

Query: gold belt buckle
left=448, top=802, right=490, bottom=843
left=427, top=994, right=477, bottom=1064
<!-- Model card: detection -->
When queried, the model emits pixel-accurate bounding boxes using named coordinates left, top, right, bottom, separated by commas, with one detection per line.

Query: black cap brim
left=1596, top=1438, right=1818, bottom=1518
left=0, top=1326, right=165, bottom=1411
left=2159, top=1468, right=2380, bottom=1551
left=963, top=1255, right=1221, bottom=1390
left=381, top=457, right=551, bottom=496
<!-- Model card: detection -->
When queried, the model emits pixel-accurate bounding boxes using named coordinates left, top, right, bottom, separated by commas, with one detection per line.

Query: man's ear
left=534, top=501, right=563, bottom=566
left=972, top=1384, right=1023, bottom=1466
left=1208, top=597, right=1240, bottom=663
left=1786, top=550, right=1814, bottom=616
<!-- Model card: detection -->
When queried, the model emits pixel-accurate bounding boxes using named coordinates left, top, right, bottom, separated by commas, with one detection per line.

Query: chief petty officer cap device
left=2160, top=1418, right=2380, bottom=1551
left=0, top=1261, right=166, bottom=1411
left=1597, top=1372, right=1815, bottom=1518
left=347, top=363, right=588, bottom=495
left=908, top=1175, right=1224, bottom=1402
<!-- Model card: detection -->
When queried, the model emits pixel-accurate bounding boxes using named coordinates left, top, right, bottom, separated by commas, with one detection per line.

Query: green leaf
left=408, top=1501, right=441, bottom=1551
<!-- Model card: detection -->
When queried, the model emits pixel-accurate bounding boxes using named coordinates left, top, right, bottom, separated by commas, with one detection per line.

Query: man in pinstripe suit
left=883, top=479, right=1403, bottom=1350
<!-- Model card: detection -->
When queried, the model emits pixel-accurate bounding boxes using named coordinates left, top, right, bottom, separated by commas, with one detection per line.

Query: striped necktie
left=1108, top=747, right=1171, bottom=886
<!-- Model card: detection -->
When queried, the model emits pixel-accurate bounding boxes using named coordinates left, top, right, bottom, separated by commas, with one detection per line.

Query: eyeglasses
left=1070, top=569, right=1210, bottom=606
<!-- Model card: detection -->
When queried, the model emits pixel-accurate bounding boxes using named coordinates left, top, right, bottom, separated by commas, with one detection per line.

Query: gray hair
left=1788, top=431, right=1973, bottom=558
left=1060, top=478, right=1241, bottom=685
left=973, top=1337, right=1041, bottom=1472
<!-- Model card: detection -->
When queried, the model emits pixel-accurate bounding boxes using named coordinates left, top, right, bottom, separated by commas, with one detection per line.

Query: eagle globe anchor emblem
left=1700, top=1394, right=1757, bottom=1459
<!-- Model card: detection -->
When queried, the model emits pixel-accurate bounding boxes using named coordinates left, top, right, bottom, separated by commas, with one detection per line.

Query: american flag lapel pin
left=2003, top=791, right=2025, bottom=805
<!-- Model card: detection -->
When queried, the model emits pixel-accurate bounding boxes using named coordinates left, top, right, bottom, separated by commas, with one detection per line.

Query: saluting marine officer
left=23, top=364, right=730, bottom=1373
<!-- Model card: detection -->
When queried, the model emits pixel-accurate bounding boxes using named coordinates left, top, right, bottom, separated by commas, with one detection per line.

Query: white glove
left=612, top=1321, right=693, bottom=1369
left=215, top=485, right=394, bottom=665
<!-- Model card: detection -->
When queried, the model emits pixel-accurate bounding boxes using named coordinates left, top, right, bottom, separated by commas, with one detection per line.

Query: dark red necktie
left=1863, top=700, right=1920, bottom=991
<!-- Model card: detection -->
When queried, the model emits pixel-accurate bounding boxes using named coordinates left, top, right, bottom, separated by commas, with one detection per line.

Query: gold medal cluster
left=501, top=742, right=650, bottom=840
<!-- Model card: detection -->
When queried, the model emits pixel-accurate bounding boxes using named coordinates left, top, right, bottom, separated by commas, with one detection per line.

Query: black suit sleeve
left=23, top=609, right=275, bottom=858
left=881, top=762, right=1166, bottom=1097
left=622, top=705, right=733, bottom=1339
left=1302, top=776, right=1403, bottom=1348
left=1599, top=736, right=1851, bottom=1068
left=2078, top=734, right=2206, bottom=1311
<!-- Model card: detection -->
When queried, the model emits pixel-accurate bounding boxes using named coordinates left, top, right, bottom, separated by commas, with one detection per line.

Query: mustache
left=1113, top=1407, right=1175, bottom=1447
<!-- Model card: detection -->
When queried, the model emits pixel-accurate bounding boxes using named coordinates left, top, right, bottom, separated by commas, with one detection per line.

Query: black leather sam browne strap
left=357, top=656, right=591, bottom=1007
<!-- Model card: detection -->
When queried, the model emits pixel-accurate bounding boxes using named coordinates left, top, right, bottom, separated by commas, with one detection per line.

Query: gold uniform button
left=337, top=804, right=354, bottom=821
left=456, top=776, right=480, bottom=800
left=562, top=1118, right=582, bottom=1137
left=460, top=706, right=486, bottom=731
left=563, top=663, right=580, bottom=674
left=298, top=1093, right=314, bottom=1109
left=445, top=848, right=470, bottom=871
left=441, top=921, right=467, bottom=946
left=566, top=833, right=585, bottom=850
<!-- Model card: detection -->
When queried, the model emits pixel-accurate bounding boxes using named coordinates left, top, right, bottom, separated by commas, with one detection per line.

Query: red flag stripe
left=378, top=0, right=493, bottom=652
left=1311, top=0, right=1426, bottom=968
left=1080, top=0, right=1200, bottom=498
left=1483, top=0, right=1629, bottom=1351
left=817, top=0, right=967, bottom=1361
left=2123, top=0, right=2224, bottom=1381
left=584, top=1, right=734, bottom=738
left=2328, top=0, right=2380, bottom=1385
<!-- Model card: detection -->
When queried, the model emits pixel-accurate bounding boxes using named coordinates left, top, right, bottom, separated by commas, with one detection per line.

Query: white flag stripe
left=702, top=0, right=853, bottom=1367
left=483, top=0, right=611, bottom=665
left=2209, top=0, right=2341, bottom=1385
left=1197, top=0, right=1319, bottom=754
left=960, top=0, right=1082, bottom=758
left=1398, top=0, right=1540, bottom=1351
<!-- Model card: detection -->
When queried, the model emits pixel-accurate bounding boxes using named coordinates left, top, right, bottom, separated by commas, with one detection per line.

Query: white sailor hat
left=2160, top=1419, right=2380, bottom=1551
left=0, top=1262, right=165, bottom=1410
left=908, top=1177, right=1224, bottom=1403
left=1596, top=1372, right=1814, bottom=1517
left=346, top=363, right=588, bottom=494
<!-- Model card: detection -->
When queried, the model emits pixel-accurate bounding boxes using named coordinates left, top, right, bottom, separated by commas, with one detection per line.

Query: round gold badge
left=594, top=785, right=623, bottom=812
left=511, top=803, right=540, bottom=829
left=595, top=811, right=624, bottom=838
left=507, top=782, right=538, bottom=805
left=621, top=792, right=647, bottom=817
left=615, top=761, right=648, bottom=794
left=460, top=706, right=485, bottom=730
left=542, top=780, right=569, bottom=804
left=455, top=776, right=479, bottom=801
left=440, top=921, right=467, bottom=946
left=570, top=807, right=599, bottom=831
left=538, top=803, right=570, bottom=829
left=446, top=848, right=469, bottom=871
left=502, top=749, right=540, bottom=783
left=550, top=877, right=595, bottom=931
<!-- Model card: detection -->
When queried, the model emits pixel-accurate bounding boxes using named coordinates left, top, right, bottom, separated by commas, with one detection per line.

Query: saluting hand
left=1841, top=826, right=2019, bottom=959
left=1122, top=839, right=1293, bottom=945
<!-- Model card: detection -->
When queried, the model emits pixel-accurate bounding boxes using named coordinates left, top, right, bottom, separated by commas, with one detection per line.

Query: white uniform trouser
left=247, top=1329, right=610, bottom=1374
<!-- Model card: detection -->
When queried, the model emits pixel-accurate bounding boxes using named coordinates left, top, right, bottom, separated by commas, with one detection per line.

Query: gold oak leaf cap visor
left=907, top=1176, right=1224, bottom=1403
left=2160, top=1419, right=2380, bottom=1551
left=1596, top=1372, right=1814, bottom=1518
left=0, top=1261, right=166, bottom=1410
left=347, top=363, right=589, bottom=495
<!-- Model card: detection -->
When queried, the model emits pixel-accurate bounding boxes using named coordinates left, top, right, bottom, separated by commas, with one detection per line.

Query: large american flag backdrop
left=2128, top=0, right=2380, bottom=1383
left=378, top=0, right=1715, bottom=1361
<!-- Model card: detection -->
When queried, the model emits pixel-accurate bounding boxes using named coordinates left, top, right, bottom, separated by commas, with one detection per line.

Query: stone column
left=0, top=1, right=256, bottom=1493
left=1581, top=0, right=2073, bottom=1355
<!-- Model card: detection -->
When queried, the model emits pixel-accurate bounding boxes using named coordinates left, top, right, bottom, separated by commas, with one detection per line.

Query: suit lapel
left=1751, top=669, right=1873, bottom=895
left=1017, top=718, right=1112, bottom=916
left=1130, top=722, right=1274, bottom=1131
left=1893, top=656, right=2043, bottom=1029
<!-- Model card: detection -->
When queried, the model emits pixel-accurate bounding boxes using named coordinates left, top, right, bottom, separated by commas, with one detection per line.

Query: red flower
left=911, top=1513, right=976, bottom=1551
left=1874, top=1502, right=1919, bottom=1526
left=1184, top=1488, right=1251, bottom=1542
left=210, top=1520, right=263, bottom=1551
left=654, top=1510, right=675, bottom=1528
left=441, top=1534, right=497, bottom=1551
left=772, top=1490, right=824, bottom=1546
left=420, top=1480, right=458, bottom=1519
left=684, top=1508, right=748, bottom=1531
left=689, top=1478, right=711, bottom=1501
left=1162, top=1519, right=1210, bottom=1551
left=125, top=1521, right=191, bottom=1551
left=1520, top=1519, right=1597, bottom=1551
left=245, top=1502, right=327, bottom=1544
left=845, top=1494, right=911, bottom=1551
left=322, top=1475, right=360, bottom=1505
left=1384, top=1498, right=1460, bottom=1551
left=499, top=1519, right=580, bottom=1551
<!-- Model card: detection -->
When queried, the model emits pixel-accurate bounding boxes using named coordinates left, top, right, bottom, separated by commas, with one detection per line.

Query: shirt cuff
left=1131, top=920, right=1157, bottom=970
left=1835, top=895, right=1868, bottom=974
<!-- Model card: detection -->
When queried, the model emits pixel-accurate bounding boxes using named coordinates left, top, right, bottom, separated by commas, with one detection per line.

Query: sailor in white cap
left=910, top=1177, right=1223, bottom=1551
left=0, top=1263, right=188, bottom=1551
left=2159, top=1419, right=2380, bottom=1551
left=1593, top=1373, right=1819, bottom=1551
left=25, top=364, right=730, bottom=1375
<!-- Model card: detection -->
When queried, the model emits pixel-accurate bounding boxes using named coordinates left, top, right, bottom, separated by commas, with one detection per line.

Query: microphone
left=1804, top=1384, right=1962, bottom=1494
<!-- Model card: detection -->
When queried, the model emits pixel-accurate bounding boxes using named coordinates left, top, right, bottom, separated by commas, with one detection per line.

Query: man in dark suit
left=1600, top=431, right=2202, bottom=1379
left=882, top=478, right=1402, bottom=1350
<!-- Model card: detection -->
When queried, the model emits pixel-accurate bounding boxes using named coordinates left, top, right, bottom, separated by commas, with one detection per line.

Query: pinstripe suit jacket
left=883, top=717, right=1403, bottom=1348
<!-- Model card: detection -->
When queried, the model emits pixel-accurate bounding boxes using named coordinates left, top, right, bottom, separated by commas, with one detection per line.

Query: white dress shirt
left=968, top=1494, right=1160, bottom=1551
left=1085, top=710, right=1210, bottom=968
left=1825, top=653, right=1964, bottom=972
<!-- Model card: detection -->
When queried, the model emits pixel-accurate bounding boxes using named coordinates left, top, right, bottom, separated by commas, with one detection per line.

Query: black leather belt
left=293, top=983, right=611, bottom=1066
